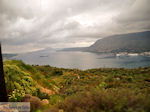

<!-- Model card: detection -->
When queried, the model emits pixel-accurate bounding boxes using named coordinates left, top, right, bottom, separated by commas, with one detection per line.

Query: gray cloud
left=116, top=0, right=150, bottom=32
left=0, top=0, right=149, bottom=53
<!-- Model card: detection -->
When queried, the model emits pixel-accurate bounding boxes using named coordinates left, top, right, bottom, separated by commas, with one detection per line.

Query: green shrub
left=9, top=89, right=25, bottom=101
left=52, top=70, right=63, bottom=76
left=4, top=60, right=38, bottom=101
left=49, top=95, right=64, bottom=105
left=49, top=89, right=150, bottom=112
left=36, top=89, right=50, bottom=99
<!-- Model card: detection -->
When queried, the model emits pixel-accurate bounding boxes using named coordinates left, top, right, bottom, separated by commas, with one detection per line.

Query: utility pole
left=0, top=43, right=8, bottom=102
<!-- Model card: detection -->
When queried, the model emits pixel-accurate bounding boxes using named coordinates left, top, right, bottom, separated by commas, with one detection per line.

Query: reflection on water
left=12, top=51, right=150, bottom=70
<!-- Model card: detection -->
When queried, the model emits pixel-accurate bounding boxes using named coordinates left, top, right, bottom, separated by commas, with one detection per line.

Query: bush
left=49, top=95, right=64, bottom=105
left=22, top=94, right=42, bottom=112
left=9, top=89, right=25, bottom=101
left=52, top=70, right=63, bottom=76
left=49, top=89, right=150, bottom=112
left=35, top=89, right=50, bottom=99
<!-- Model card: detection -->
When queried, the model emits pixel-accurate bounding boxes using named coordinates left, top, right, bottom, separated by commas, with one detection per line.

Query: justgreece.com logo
left=0, top=102, right=30, bottom=112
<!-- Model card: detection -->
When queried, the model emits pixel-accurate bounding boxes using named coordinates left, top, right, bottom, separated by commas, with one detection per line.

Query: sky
left=0, top=0, right=150, bottom=53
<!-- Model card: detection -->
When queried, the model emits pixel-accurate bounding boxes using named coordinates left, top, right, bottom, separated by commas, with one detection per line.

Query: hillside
left=87, top=31, right=150, bottom=53
left=60, top=47, right=87, bottom=52
left=2, top=53, right=17, bottom=60
left=4, top=60, right=150, bottom=112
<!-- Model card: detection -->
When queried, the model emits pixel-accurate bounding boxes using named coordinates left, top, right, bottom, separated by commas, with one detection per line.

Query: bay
left=11, top=51, right=150, bottom=70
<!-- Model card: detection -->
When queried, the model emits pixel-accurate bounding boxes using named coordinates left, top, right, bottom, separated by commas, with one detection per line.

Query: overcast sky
left=0, top=0, right=150, bottom=53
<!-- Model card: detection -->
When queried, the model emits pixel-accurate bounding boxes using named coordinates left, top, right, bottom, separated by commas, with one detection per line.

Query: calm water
left=12, top=51, right=150, bottom=70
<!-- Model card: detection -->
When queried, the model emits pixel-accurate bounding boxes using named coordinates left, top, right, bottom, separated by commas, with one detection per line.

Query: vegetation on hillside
left=4, top=60, right=150, bottom=112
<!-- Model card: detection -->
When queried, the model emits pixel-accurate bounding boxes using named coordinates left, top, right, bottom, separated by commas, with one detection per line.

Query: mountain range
left=62, top=31, right=150, bottom=53
left=3, top=31, right=150, bottom=59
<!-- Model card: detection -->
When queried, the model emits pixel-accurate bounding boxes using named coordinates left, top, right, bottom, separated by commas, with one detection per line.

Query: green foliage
left=96, top=82, right=107, bottom=89
left=52, top=70, right=63, bottom=76
left=4, top=60, right=38, bottom=101
left=49, top=95, right=64, bottom=105
left=9, top=89, right=25, bottom=101
left=4, top=60, right=150, bottom=112
left=35, top=89, right=49, bottom=99
left=50, top=89, right=150, bottom=112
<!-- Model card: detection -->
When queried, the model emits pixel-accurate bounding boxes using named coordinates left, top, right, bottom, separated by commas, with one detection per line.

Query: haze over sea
left=12, top=51, right=150, bottom=70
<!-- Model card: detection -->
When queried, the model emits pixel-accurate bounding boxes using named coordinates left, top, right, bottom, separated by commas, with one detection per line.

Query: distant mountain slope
left=87, top=31, right=150, bottom=53
left=11, top=47, right=56, bottom=59
left=60, top=47, right=87, bottom=51
left=2, top=53, right=17, bottom=60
